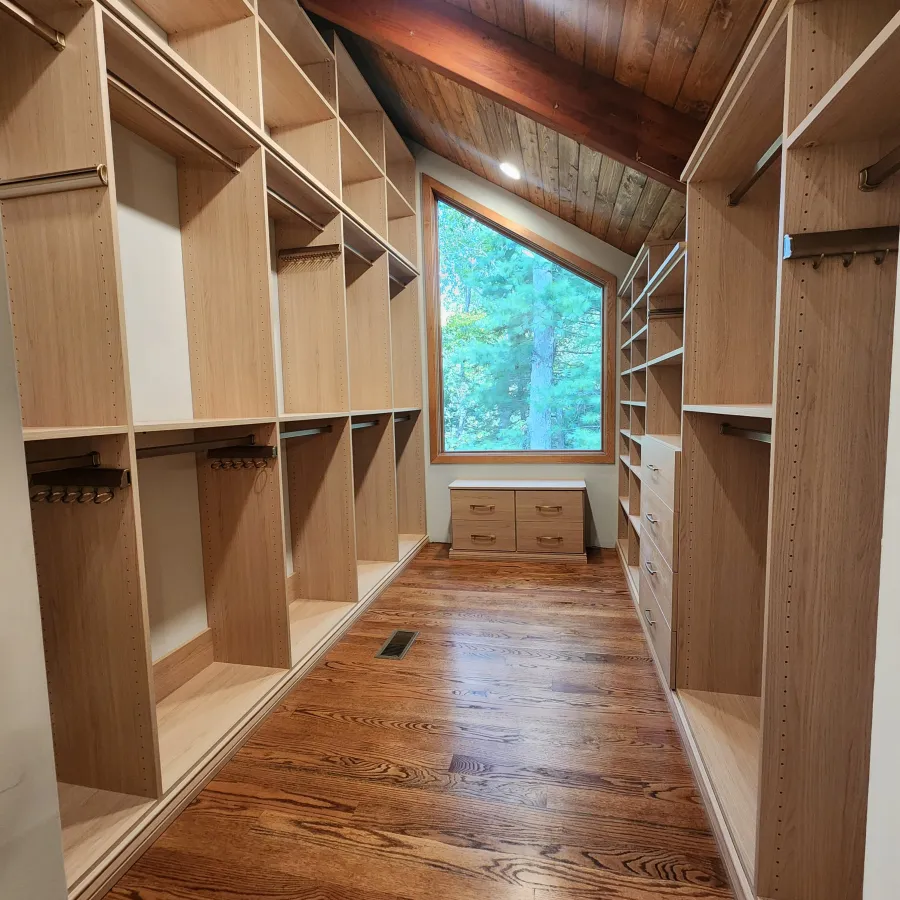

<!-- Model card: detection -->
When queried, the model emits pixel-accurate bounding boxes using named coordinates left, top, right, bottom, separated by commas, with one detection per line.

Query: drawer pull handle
left=647, top=464, right=660, bottom=472
left=644, top=561, right=658, bottom=576
left=470, top=504, right=495, bottom=511
left=537, top=535, right=564, bottom=543
left=536, top=505, right=563, bottom=512
left=643, top=608, right=656, bottom=627
left=645, top=513, right=658, bottom=525
left=471, top=534, right=496, bottom=542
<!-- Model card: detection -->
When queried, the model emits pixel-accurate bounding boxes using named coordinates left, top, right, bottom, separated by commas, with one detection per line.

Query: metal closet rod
left=649, top=307, right=684, bottom=318
left=783, top=227, right=899, bottom=266
left=136, top=434, right=257, bottom=460
left=352, top=419, right=379, bottom=430
left=0, top=0, right=65, bottom=51
left=345, top=243, right=374, bottom=268
left=860, top=145, right=900, bottom=192
left=721, top=423, right=772, bottom=444
left=267, top=188, right=325, bottom=233
left=394, top=414, right=411, bottom=423
left=728, top=135, right=783, bottom=207
left=108, top=74, right=240, bottom=175
left=0, top=164, right=107, bottom=201
left=281, top=424, right=333, bottom=440
left=27, top=451, right=100, bottom=475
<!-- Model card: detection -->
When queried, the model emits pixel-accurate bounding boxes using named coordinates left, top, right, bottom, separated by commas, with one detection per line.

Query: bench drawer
left=515, top=490, right=583, bottom=524
left=451, top=489, right=515, bottom=526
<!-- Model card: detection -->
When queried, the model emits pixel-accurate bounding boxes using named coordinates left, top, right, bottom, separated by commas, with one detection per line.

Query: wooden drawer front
left=642, top=437, right=679, bottom=509
left=451, top=490, right=515, bottom=525
left=640, top=533, right=673, bottom=627
left=516, top=518, right=584, bottom=554
left=452, top=519, right=516, bottom=551
left=515, top=490, right=583, bottom=524
left=641, top=486, right=677, bottom=570
left=639, top=569, right=673, bottom=685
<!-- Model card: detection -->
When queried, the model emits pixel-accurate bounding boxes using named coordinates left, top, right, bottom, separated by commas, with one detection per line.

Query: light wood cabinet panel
left=642, top=435, right=680, bottom=509
left=452, top=518, right=516, bottom=552
left=516, top=518, right=584, bottom=554
left=515, top=489, right=583, bottom=524
left=641, top=485, right=676, bottom=571
left=640, top=530, right=674, bottom=627
left=450, top=489, right=515, bottom=524
left=638, top=569, right=673, bottom=685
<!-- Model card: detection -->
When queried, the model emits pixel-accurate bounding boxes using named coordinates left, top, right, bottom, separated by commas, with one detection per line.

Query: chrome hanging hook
left=842, top=251, right=857, bottom=268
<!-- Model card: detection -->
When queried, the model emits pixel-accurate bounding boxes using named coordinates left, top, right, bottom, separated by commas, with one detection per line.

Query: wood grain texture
left=27, top=433, right=161, bottom=798
left=197, top=423, right=290, bottom=669
left=104, top=544, right=732, bottom=900
left=352, top=415, right=400, bottom=562
left=179, top=148, right=276, bottom=420
left=304, top=0, right=701, bottom=188
left=285, top=415, right=359, bottom=605
left=394, top=412, right=427, bottom=535
left=153, top=628, right=215, bottom=702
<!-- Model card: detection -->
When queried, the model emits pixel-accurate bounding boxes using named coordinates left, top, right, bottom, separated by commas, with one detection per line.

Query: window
left=424, top=176, right=616, bottom=464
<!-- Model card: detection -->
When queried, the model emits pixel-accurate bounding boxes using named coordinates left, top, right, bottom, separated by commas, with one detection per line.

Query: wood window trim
left=423, top=175, right=617, bottom=465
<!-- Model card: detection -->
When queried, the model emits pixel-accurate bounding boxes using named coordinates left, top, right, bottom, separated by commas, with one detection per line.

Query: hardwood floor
left=105, top=545, right=731, bottom=899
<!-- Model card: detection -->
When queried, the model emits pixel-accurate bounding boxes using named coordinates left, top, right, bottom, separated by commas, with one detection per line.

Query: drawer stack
left=638, top=436, right=680, bottom=684
left=449, top=479, right=587, bottom=561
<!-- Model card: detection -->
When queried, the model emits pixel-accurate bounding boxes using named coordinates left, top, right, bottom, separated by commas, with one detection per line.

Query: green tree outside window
left=438, top=200, right=604, bottom=453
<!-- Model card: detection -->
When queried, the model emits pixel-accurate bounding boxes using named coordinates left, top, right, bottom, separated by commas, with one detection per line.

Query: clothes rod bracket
left=783, top=227, right=899, bottom=267
left=859, top=145, right=900, bottom=192
left=0, top=165, right=107, bottom=201
left=728, top=135, right=783, bottom=207
left=280, top=425, right=333, bottom=440
left=0, top=0, right=65, bottom=51
left=720, top=423, right=772, bottom=444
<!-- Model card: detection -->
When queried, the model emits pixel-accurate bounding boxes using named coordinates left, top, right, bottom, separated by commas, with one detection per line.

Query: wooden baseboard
left=153, top=629, right=214, bottom=702
left=449, top=549, right=587, bottom=562
left=74, top=536, right=428, bottom=900
left=614, top=546, right=754, bottom=900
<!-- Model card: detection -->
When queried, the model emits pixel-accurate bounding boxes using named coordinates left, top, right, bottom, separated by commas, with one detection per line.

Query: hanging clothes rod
left=280, top=425, right=333, bottom=440
left=859, top=145, right=900, bottom=192
left=108, top=74, right=240, bottom=175
left=136, top=435, right=256, bottom=460
left=345, top=243, right=374, bottom=268
left=389, top=273, right=406, bottom=288
left=394, top=414, right=412, bottom=423
left=648, top=307, right=684, bottom=318
left=728, top=135, right=782, bottom=207
left=351, top=420, right=379, bottom=430
left=0, top=164, right=107, bottom=201
left=27, top=451, right=100, bottom=475
left=266, top=188, right=325, bottom=233
left=720, top=423, right=772, bottom=444
left=783, top=227, right=899, bottom=266
left=0, top=0, right=65, bottom=51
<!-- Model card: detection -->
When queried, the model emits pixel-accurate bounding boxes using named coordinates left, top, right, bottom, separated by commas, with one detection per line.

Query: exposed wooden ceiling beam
left=303, top=0, right=700, bottom=190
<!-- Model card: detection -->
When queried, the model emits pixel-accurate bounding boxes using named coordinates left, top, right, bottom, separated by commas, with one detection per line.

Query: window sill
left=431, top=450, right=614, bottom=465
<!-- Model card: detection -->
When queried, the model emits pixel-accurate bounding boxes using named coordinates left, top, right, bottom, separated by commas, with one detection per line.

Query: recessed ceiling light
left=499, top=161, right=521, bottom=180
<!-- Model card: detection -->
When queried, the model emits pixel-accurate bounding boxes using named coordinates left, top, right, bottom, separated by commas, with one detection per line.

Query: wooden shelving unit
left=0, top=1, right=426, bottom=896
left=617, top=4, right=900, bottom=900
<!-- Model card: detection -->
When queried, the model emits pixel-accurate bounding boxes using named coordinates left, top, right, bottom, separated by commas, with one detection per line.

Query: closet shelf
left=618, top=496, right=629, bottom=515
left=622, top=400, right=647, bottom=408
left=134, top=417, right=277, bottom=433
left=629, top=464, right=642, bottom=480
left=259, top=19, right=335, bottom=129
left=387, top=179, right=415, bottom=220
left=683, top=403, right=773, bottom=419
left=620, top=455, right=631, bottom=467
left=340, top=120, right=383, bottom=184
left=22, top=425, right=129, bottom=442
left=257, top=0, right=334, bottom=69
left=647, top=347, right=684, bottom=368
left=394, top=406, right=422, bottom=413
left=646, top=433, right=681, bottom=451
left=646, top=243, right=686, bottom=298
left=628, top=514, right=641, bottom=536
left=678, top=690, right=761, bottom=879
left=388, top=250, right=418, bottom=287
left=129, top=0, right=253, bottom=33
left=787, top=10, right=900, bottom=149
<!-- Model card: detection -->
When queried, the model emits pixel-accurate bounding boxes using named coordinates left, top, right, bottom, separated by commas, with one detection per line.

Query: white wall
left=0, top=221, right=67, bottom=897
left=113, top=123, right=193, bottom=424
left=412, top=146, right=633, bottom=547
left=863, top=278, right=900, bottom=899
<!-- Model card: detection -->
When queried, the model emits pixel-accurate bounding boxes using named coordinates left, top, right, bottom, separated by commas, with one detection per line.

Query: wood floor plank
left=104, top=546, right=732, bottom=900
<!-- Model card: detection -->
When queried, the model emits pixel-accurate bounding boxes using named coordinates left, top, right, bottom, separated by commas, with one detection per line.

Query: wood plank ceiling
left=345, top=0, right=769, bottom=255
